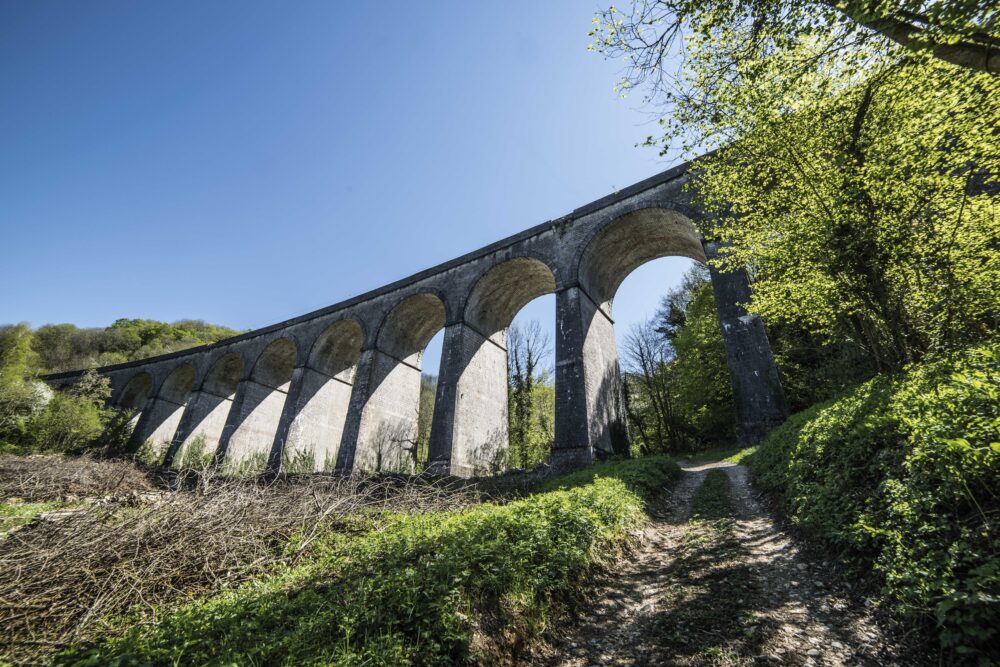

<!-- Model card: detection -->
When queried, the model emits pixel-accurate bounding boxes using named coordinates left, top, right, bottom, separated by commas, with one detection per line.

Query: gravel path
left=527, top=461, right=917, bottom=666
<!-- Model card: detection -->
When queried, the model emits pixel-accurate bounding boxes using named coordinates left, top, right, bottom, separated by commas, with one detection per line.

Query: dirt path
left=528, top=461, right=915, bottom=666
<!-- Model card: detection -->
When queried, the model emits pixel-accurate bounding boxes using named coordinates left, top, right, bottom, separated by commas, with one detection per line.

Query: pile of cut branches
left=0, top=454, right=155, bottom=502
left=0, top=465, right=481, bottom=665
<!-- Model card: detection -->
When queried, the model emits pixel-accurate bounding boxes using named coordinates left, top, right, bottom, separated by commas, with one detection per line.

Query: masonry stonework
left=45, top=159, right=788, bottom=477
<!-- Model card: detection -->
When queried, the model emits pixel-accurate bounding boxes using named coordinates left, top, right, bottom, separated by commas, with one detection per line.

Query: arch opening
left=133, top=364, right=195, bottom=460
left=118, top=372, right=153, bottom=442
left=355, top=293, right=446, bottom=473
left=434, top=257, right=557, bottom=477
left=224, top=339, right=297, bottom=471
left=579, top=207, right=706, bottom=313
left=465, top=257, right=557, bottom=341
left=118, top=372, right=152, bottom=411
left=172, top=353, right=243, bottom=468
left=569, top=207, right=714, bottom=461
left=282, top=319, right=364, bottom=472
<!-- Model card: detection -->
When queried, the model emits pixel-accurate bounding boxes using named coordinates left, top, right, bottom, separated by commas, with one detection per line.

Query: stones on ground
left=533, top=460, right=912, bottom=666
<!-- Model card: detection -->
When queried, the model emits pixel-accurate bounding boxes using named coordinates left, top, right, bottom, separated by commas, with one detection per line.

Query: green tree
left=668, top=277, right=735, bottom=445
left=28, top=370, right=114, bottom=453
left=415, top=373, right=437, bottom=468
left=0, top=324, right=46, bottom=441
left=621, top=319, right=679, bottom=453
left=593, top=1, right=999, bottom=373
left=31, top=319, right=244, bottom=372
left=621, top=267, right=735, bottom=452
left=507, top=321, right=554, bottom=469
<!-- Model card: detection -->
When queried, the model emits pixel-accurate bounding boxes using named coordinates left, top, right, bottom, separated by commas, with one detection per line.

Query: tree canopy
left=593, top=0, right=998, bottom=374
left=28, top=318, right=244, bottom=373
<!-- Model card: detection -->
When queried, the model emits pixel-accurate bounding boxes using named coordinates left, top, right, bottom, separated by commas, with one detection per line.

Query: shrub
left=751, top=345, right=999, bottom=662
left=57, top=456, right=678, bottom=665
left=26, top=371, right=115, bottom=454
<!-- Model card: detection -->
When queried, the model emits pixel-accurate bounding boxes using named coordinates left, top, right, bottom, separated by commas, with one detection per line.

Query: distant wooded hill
left=26, top=319, right=244, bottom=373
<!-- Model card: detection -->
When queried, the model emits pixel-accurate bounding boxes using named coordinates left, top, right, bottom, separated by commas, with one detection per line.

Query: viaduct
left=45, top=159, right=787, bottom=477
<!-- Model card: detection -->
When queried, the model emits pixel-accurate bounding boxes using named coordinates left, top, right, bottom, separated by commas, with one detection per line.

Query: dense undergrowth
left=750, top=345, right=999, bottom=663
left=50, top=456, right=678, bottom=666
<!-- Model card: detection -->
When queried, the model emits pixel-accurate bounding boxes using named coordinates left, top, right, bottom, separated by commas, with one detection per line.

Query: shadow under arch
left=351, top=293, right=446, bottom=473
left=554, top=207, right=708, bottom=465
left=131, top=363, right=196, bottom=459
left=218, top=338, right=297, bottom=471
left=428, top=256, right=558, bottom=476
left=578, top=206, right=707, bottom=314
left=163, top=352, right=243, bottom=467
left=278, top=319, right=364, bottom=472
left=117, top=371, right=153, bottom=410
left=118, top=371, right=153, bottom=450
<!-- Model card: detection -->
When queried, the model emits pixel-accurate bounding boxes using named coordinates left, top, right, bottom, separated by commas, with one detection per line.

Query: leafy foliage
left=622, top=267, right=734, bottom=453
left=26, top=373, right=114, bottom=454
left=0, top=326, right=131, bottom=455
left=32, top=318, right=243, bottom=373
left=415, top=372, right=437, bottom=467
left=507, top=321, right=556, bottom=469
left=57, top=456, right=678, bottom=665
left=751, top=345, right=999, bottom=661
left=594, top=0, right=999, bottom=373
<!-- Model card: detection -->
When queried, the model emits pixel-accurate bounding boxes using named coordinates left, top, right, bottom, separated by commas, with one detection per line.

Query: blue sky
left=0, top=1, right=696, bottom=372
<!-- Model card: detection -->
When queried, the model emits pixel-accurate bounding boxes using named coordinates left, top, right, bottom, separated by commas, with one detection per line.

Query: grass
left=0, top=500, right=78, bottom=536
left=0, top=456, right=482, bottom=666
left=55, top=455, right=679, bottom=666
left=689, top=468, right=735, bottom=522
left=749, top=345, right=999, bottom=662
left=676, top=444, right=758, bottom=465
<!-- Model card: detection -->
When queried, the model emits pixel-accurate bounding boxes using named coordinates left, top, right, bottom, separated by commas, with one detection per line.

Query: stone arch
left=309, top=319, right=364, bottom=377
left=554, top=206, right=707, bottom=466
left=117, top=371, right=154, bottom=448
left=222, top=338, right=298, bottom=470
left=201, top=352, right=244, bottom=398
left=428, top=256, right=558, bottom=476
left=251, top=338, right=298, bottom=389
left=167, top=352, right=243, bottom=467
left=353, top=293, right=447, bottom=473
left=130, top=364, right=196, bottom=458
left=578, top=206, right=706, bottom=313
left=159, top=364, right=196, bottom=403
left=281, top=319, right=365, bottom=471
left=117, top=372, right=152, bottom=410
left=465, top=256, right=558, bottom=341
left=377, top=293, right=447, bottom=365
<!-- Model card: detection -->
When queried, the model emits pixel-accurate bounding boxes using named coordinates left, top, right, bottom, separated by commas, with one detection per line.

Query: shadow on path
left=528, top=461, right=915, bottom=666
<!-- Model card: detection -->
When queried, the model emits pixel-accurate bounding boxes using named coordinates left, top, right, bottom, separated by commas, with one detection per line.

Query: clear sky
left=0, top=1, right=696, bottom=372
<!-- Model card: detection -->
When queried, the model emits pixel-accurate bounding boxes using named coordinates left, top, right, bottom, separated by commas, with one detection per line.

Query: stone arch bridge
left=45, top=160, right=787, bottom=477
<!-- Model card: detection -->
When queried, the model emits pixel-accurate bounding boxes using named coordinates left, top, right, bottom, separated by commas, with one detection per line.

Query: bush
left=750, top=345, right=999, bottom=662
left=25, top=371, right=120, bottom=454
left=57, top=456, right=678, bottom=665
